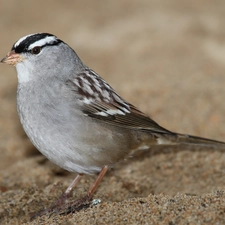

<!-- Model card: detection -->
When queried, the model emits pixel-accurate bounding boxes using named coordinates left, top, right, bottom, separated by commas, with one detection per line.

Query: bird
left=1, top=33, right=225, bottom=218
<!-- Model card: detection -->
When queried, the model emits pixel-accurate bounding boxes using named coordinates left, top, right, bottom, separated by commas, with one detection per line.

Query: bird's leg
left=87, top=165, right=108, bottom=197
left=54, top=165, right=109, bottom=215
left=30, top=166, right=108, bottom=219
left=30, top=174, right=83, bottom=219
left=51, top=174, right=83, bottom=207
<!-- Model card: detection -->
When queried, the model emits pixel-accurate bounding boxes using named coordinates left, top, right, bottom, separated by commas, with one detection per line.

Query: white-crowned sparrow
left=1, top=33, right=225, bottom=217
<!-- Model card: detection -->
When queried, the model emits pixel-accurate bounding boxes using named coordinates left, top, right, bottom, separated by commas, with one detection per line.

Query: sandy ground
left=1, top=1, right=225, bottom=224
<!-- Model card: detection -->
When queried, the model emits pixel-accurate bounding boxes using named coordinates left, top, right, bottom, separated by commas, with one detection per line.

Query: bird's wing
left=66, top=68, right=173, bottom=135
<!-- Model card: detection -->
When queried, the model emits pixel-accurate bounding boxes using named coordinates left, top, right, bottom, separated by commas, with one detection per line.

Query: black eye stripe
left=27, top=42, right=62, bottom=54
left=12, top=33, right=62, bottom=54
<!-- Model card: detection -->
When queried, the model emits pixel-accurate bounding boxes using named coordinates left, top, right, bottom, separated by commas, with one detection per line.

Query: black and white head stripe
left=12, top=33, right=62, bottom=53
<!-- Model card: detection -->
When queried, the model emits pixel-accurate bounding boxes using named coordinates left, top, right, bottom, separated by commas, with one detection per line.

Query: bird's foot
left=30, top=194, right=92, bottom=220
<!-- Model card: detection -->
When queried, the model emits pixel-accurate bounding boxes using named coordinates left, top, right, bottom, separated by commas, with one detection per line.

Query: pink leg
left=31, top=174, right=83, bottom=219
left=31, top=166, right=108, bottom=219
left=87, top=165, right=108, bottom=197
left=61, top=166, right=109, bottom=214
left=53, top=174, right=83, bottom=206
left=65, top=174, right=83, bottom=196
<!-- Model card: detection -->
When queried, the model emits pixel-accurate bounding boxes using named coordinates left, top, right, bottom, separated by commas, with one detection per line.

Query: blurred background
left=1, top=0, right=225, bottom=223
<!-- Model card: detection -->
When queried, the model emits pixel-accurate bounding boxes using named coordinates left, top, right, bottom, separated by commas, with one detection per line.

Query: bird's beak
left=1, top=50, right=24, bottom=66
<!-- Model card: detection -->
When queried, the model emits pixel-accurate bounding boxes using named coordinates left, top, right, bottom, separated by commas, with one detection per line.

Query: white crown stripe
left=28, top=36, right=58, bottom=50
left=14, top=34, right=35, bottom=48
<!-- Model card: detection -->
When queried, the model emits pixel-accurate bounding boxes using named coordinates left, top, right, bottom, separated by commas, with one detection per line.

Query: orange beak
left=1, top=50, right=24, bottom=66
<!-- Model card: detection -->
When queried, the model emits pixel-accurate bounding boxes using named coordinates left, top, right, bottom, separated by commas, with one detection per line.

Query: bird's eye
left=31, top=46, right=41, bottom=55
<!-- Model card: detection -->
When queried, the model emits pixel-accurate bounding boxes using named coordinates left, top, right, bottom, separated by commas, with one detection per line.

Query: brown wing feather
left=83, top=101, right=173, bottom=135
left=67, top=69, right=174, bottom=135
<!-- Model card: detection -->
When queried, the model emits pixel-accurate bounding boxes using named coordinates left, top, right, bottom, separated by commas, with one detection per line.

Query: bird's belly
left=18, top=102, right=134, bottom=174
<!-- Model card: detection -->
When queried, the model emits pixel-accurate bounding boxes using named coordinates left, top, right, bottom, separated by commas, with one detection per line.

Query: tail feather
left=175, top=133, right=225, bottom=147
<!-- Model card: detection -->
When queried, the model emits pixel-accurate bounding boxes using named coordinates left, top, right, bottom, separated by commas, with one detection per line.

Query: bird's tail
left=174, top=133, right=225, bottom=147
left=153, top=129, right=225, bottom=147
left=134, top=132, right=225, bottom=160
